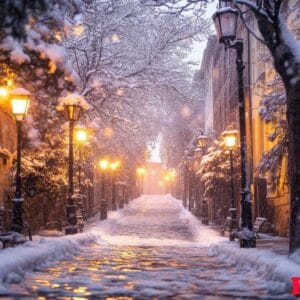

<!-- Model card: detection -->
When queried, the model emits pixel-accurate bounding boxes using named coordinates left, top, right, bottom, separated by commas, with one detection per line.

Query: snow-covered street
left=0, top=195, right=299, bottom=299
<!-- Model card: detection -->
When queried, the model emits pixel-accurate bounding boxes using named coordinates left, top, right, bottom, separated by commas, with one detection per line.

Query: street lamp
left=110, top=160, right=121, bottom=211
left=213, top=1, right=256, bottom=248
left=0, top=86, right=9, bottom=98
left=10, top=87, right=31, bottom=233
left=223, top=129, right=238, bottom=241
left=99, top=158, right=109, bottom=220
left=64, top=103, right=82, bottom=235
left=136, top=167, right=146, bottom=196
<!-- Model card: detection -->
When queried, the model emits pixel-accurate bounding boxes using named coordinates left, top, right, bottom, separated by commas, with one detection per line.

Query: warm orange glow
left=136, top=167, right=146, bottom=176
left=0, top=87, right=9, bottom=98
left=7, top=79, right=14, bottom=87
left=222, top=130, right=238, bottom=149
left=169, top=169, right=177, bottom=179
left=110, top=160, right=121, bottom=171
left=99, top=159, right=109, bottom=170
left=164, top=174, right=171, bottom=182
left=75, top=128, right=88, bottom=143
left=54, top=32, right=62, bottom=41
left=10, top=87, right=31, bottom=121
left=158, top=180, right=164, bottom=187
left=48, top=61, right=56, bottom=73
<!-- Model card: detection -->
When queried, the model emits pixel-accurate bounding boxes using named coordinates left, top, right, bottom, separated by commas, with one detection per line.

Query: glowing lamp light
left=75, top=128, right=88, bottom=143
left=10, top=87, right=31, bottom=121
left=164, top=174, right=171, bottom=182
left=99, top=159, right=109, bottom=171
left=110, top=160, right=121, bottom=171
left=222, top=130, right=238, bottom=149
left=0, top=87, right=9, bottom=98
left=136, top=167, right=146, bottom=176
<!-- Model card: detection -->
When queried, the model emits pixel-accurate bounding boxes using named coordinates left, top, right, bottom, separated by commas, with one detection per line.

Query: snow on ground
left=0, top=194, right=299, bottom=296
left=96, top=194, right=223, bottom=247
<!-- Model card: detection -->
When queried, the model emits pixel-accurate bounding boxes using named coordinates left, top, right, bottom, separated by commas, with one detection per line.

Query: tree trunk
left=256, top=14, right=300, bottom=254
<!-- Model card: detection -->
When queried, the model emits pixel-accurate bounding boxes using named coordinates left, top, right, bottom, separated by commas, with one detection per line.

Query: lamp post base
left=239, top=227, right=256, bottom=248
left=229, top=208, right=238, bottom=241
left=65, top=202, right=78, bottom=235
left=11, top=198, right=24, bottom=233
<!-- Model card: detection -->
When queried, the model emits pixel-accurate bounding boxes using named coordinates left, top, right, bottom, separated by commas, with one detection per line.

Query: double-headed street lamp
left=10, top=88, right=31, bottom=233
left=213, top=1, right=256, bottom=247
left=223, top=130, right=238, bottom=241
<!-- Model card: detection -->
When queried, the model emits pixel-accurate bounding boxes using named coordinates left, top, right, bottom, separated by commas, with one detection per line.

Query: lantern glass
left=223, top=132, right=238, bottom=149
left=99, top=159, right=109, bottom=170
left=213, top=8, right=238, bottom=43
left=11, top=97, right=30, bottom=121
left=65, top=105, right=81, bottom=121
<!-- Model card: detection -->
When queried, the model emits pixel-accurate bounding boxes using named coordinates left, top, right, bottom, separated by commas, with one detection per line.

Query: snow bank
left=0, top=229, right=101, bottom=285
left=208, top=241, right=299, bottom=293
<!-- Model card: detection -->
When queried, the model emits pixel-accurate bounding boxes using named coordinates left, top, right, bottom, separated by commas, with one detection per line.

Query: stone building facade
left=199, top=1, right=299, bottom=236
left=0, top=98, right=16, bottom=209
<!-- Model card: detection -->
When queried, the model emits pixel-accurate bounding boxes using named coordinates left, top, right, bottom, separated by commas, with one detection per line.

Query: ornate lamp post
left=136, top=167, right=146, bottom=196
left=57, top=93, right=89, bottom=234
left=99, top=158, right=109, bottom=220
left=223, top=130, right=238, bottom=241
left=110, top=160, right=121, bottom=211
left=65, top=103, right=82, bottom=234
left=10, top=88, right=30, bottom=233
left=196, top=133, right=209, bottom=224
left=213, top=2, right=256, bottom=247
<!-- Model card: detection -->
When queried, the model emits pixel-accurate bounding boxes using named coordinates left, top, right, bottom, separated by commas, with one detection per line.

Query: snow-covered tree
left=64, top=0, right=209, bottom=169
left=257, top=73, right=287, bottom=191
left=198, top=136, right=241, bottom=222
left=0, top=0, right=81, bottom=228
